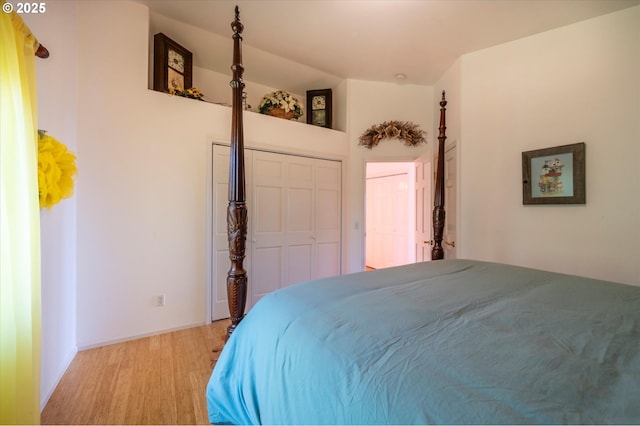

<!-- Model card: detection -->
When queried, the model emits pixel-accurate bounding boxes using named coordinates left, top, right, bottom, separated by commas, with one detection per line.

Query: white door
left=212, top=145, right=231, bottom=320
left=414, top=152, right=432, bottom=262
left=366, top=173, right=410, bottom=269
left=444, top=143, right=457, bottom=259
left=285, top=155, right=315, bottom=286
left=365, top=163, right=415, bottom=269
left=211, top=146, right=342, bottom=320
left=251, top=152, right=342, bottom=304
left=315, top=160, right=342, bottom=278
left=251, top=150, right=287, bottom=306
left=365, top=176, right=383, bottom=268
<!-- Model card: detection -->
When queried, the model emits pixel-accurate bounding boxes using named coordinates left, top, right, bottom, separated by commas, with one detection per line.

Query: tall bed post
left=226, top=6, right=248, bottom=338
left=431, top=91, right=447, bottom=260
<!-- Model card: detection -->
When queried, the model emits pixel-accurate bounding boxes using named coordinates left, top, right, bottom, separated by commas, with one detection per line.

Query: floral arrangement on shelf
left=37, top=130, right=77, bottom=209
left=169, top=86, right=204, bottom=100
left=358, top=120, right=426, bottom=149
left=258, top=90, right=303, bottom=120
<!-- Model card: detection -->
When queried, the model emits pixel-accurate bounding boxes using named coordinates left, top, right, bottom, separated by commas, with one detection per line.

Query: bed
left=208, top=8, right=640, bottom=425
left=208, top=259, right=640, bottom=424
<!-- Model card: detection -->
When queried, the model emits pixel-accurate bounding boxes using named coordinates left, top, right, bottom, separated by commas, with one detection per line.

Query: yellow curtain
left=0, top=5, right=42, bottom=425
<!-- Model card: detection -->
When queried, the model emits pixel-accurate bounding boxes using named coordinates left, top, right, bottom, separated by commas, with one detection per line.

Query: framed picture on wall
left=522, top=142, right=586, bottom=205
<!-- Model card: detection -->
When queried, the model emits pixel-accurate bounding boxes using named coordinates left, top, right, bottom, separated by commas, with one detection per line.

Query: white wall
left=452, top=6, right=640, bottom=285
left=346, top=80, right=434, bottom=272
left=25, top=0, right=350, bottom=405
left=149, top=13, right=309, bottom=123
left=70, top=0, right=438, bottom=348
left=334, top=80, right=348, bottom=133
left=72, top=0, right=348, bottom=349
left=147, top=12, right=350, bottom=132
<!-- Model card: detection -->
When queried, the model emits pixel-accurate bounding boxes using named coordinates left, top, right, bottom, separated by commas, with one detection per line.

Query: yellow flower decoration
left=169, top=86, right=204, bottom=100
left=37, top=130, right=77, bottom=209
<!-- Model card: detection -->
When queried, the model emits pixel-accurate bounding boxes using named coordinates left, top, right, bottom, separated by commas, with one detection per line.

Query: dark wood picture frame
left=522, top=142, right=586, bottom=205
left=306, top=89, right=332, bottom=129
left=153, top=33, right=193, bottom=93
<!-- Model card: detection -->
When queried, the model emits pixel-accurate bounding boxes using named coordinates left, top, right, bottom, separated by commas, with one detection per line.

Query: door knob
left=424, top=240, right=433, bottom=245
left=444, top=240, right=456, bottom=248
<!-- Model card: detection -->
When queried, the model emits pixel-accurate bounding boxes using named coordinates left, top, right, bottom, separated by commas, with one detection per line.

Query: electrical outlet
left=157, top=294, right=166, bottom=307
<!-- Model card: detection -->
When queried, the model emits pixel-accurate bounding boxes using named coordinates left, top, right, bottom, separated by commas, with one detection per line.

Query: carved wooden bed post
left=226, top=6, right=248, bottom=338
left=431, top=91, right=447, bottom=260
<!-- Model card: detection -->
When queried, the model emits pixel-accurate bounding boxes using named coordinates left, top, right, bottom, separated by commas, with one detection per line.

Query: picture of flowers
left=522, top=142, right=585, bottom=205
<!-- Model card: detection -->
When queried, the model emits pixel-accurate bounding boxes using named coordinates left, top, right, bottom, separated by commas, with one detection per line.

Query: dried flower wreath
left=358, top=120, right=426, bottom=149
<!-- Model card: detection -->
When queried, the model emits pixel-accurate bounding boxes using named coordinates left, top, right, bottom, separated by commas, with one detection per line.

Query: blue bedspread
left=206, top=260, right=640, bottom=424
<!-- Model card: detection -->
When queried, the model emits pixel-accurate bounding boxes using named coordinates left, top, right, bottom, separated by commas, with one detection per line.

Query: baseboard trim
left=40, top=346, right=78, bottom=411
left=77, top=321, right=206, bottom=351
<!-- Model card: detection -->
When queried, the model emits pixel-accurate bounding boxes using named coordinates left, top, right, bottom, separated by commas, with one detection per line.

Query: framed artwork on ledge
left=153, top=33, right=193, bottom=93
left=522, top=142, right=586, bottom=205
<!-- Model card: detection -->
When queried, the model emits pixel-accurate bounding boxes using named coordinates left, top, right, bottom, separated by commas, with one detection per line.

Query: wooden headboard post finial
left=226, top=5, right=248, bottom=338
left=431, top=91, right=447, bottom=260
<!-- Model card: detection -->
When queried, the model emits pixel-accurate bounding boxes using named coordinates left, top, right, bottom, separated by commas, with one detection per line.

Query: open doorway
left=365, top=162, right=416, bottom=269
left=365, top=156, right=432, bottom=270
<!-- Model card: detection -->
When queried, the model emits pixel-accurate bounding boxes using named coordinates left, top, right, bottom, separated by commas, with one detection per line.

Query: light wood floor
left=41, top=319, right=230, bottom=425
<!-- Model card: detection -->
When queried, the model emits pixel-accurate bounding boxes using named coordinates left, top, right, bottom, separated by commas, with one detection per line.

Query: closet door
left=251, top=151, right=287, bottom=304
left=286, top=156, right=316, bottom=286
left=211, top=146, right=342, bottom=319
left=315, top=160, right=341, bottom=278
left=250, top=154, right=342, bottom=305
left=212, top=146, right=231, bottom=320
left=251, top=152, right=319, bottom=304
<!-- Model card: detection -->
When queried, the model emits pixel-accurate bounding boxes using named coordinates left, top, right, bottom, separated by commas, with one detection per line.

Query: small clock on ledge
left=306, top=89, right=332, bottom=129
left=153, top=33, right=193, bottom=93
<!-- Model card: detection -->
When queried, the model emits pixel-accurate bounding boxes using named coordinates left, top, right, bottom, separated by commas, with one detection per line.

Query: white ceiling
left=134, top=0, right=639, bottom=94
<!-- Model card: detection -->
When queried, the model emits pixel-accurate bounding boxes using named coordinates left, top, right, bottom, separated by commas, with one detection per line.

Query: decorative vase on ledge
left=264, top=106, right=296, bottom=120
left=258, top=90, right=303, bottom=121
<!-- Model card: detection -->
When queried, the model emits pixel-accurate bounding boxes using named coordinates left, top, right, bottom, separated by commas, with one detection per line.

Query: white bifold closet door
left=212, top=145, right=341, bottom=321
